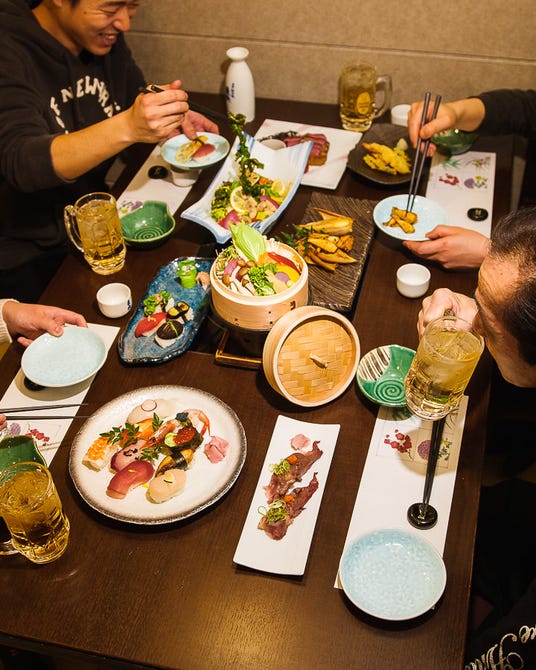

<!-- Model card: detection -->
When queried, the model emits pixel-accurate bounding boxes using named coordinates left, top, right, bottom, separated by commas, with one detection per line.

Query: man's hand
left=403, top=226, right=490, bottom=270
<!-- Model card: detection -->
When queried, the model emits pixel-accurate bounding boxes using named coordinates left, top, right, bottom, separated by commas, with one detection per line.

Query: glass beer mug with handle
left=339, top=62, right=392, bottom=132
left=404, top=312, right=484, bottom=420
left=64, top=192, right=126, bottom=275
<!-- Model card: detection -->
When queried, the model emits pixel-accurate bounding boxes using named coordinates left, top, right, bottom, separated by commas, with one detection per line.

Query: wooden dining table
left=0, top=94, right=515, bottom=670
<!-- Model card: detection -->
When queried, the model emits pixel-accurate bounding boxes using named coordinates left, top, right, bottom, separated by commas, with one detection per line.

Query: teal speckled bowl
left=120, top=200, right=175, bottom=248
left=431, top=129, right=478, bottom=156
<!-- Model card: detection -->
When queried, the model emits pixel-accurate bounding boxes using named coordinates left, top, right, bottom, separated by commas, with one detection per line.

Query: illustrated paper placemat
left=117, top=145, right=196, bottom=216
left=426, top=151, right=495, bottom=237
left=0, top=324, right=119, bottom=466
left=255, top=119, right=361, bottom=190
left=335, top=398, right=468, bottom=587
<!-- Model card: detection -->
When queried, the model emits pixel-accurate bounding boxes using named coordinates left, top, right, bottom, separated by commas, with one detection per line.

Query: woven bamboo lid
left=262, top=306, right=360, bottom=406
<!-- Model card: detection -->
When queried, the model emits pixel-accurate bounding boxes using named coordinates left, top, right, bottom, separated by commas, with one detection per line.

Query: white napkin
left=335, top=398, right=468, bottom=587
left=0, top=323, right=119, bottom=466
left=255, top=119, right=360, bottom=190
left=425, top=151, right=495, bottom=237
left=116, top=145, right=196, bottom=216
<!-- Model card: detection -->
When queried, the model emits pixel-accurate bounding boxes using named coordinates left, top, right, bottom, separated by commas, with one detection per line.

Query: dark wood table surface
left=0, top=95, right=514, bottom=670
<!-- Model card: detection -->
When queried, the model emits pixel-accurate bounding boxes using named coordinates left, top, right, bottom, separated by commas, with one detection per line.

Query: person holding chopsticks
left=416, top=206, right=536, bottom=668
left=0, top=0, right=218, bottom=304
left=404, top=89, right=536, bottom=270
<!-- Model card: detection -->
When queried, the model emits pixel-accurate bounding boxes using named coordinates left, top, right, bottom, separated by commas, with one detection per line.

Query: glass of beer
left=64, top=192, right=126, bottom=274
left=404, top=313, right=484, bottom=420
left=0, top=461, right=70, bottom=564
left=339, top=63, right=392, bottom=132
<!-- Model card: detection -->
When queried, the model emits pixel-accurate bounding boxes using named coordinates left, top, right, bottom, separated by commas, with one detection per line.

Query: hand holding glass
left=404, top=313, right=484, bottom=420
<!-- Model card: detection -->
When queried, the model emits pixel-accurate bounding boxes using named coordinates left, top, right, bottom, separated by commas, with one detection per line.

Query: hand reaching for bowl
left=1, top=300, right=87, bottom=348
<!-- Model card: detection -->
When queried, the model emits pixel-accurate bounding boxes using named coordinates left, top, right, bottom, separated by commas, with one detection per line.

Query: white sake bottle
left=225, top=46, right=255, bottom=122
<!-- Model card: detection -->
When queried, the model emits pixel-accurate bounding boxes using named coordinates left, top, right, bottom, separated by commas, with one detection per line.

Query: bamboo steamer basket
left=210, top=242, right=309, bottom=331
left=262, top=306, right=360, bottom=407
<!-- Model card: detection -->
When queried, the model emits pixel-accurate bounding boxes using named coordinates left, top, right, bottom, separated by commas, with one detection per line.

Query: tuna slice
left=263, top=441, right=323, bottom=504
left=258, top=473, right=319, bottom=540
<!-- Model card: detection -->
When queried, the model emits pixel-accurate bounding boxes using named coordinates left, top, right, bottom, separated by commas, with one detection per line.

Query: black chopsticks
left=139, top=85, right=230, bottom=125
left=405, top=92, right=442, bottom=214
left=0, top=403, right=87, bottom=414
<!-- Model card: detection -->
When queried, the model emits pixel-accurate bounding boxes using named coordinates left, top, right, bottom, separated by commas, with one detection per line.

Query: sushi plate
left=69, top=385, right=247, bottom=524
left=118, top=257, right=212, bottom=364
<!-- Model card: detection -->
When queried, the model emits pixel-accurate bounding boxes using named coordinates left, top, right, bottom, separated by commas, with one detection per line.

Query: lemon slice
left=270, top=178, right=287, bottom=198
left=229, top=186, right=249, bottom=214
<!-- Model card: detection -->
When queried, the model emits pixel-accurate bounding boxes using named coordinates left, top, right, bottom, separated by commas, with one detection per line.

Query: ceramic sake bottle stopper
left=225, top=46, right=255, bottom=122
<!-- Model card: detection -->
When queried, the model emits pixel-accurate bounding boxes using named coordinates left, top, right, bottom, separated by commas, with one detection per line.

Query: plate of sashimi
left=69, top=385, right=247, bottom=524
left=233, top=415, right=340, bottom=575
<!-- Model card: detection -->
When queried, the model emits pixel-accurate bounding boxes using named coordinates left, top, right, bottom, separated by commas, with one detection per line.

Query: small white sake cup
left=260, top=138, right=286, bottom=150
left=169, top=166, right=200, bottom=187
left=396, top=263, right=431, bottom=298
left=97, top=283, right=132, bottom=318
left=391, top=104, right=411, bottom=127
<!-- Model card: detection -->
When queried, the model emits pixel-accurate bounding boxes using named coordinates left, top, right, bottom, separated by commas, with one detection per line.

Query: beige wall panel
left=132, top=0, right=536, bottom=59
left=128, top=33, right=536, bottom=107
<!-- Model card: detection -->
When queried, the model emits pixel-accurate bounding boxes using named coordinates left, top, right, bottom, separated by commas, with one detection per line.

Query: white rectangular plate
left=234, top=415, right=340, bottom=575
left=255, top=119, right=361, bottom=190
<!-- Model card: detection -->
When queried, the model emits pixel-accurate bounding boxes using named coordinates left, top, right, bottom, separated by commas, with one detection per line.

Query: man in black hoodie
left=0, top=0, right=217, bottom=301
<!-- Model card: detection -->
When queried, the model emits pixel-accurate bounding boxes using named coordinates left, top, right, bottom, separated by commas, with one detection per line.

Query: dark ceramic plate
left=118, top=257, right=212, bottom=364
left=347, top=123, right=416, bottom=186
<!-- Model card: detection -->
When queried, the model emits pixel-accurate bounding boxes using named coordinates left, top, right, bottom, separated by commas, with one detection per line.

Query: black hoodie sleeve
left=475, top=89, right=536, bottom=138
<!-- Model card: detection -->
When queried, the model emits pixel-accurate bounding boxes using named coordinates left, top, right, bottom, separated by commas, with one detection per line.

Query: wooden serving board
left=297, top=192, right=376, bottom=313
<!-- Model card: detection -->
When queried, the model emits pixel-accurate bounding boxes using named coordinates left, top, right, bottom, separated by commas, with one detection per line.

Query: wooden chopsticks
left=405, top=92, right=442, bottom=214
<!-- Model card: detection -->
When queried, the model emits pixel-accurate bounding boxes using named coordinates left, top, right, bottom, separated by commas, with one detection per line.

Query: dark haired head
left=488, top=206, right=536, bottom=365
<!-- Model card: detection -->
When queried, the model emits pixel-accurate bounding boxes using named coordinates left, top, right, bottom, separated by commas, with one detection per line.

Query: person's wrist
left=0, top=299, right=19, bottom=343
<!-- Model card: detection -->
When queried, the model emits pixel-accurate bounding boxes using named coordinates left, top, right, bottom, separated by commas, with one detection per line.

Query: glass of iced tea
left=0, top=461, right=70, bottom=564
left=64, top=192, right=126, bottom=274
left=404, top=313, right=484, bottom=420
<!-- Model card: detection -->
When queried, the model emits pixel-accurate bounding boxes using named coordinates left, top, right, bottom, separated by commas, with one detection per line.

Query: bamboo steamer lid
left=262, top=306, right=360, bottom=407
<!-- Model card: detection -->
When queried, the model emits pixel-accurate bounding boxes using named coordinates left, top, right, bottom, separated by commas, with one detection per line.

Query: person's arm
left=403, top=226, right=490, bottom=270
left=408, top=98, right=486, bottom=149
left=0, top=300, right=87, bottom=347
left=51, top=82, right=190, bottom=181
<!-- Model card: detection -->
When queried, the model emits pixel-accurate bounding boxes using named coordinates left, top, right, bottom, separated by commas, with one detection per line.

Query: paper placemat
left=0, top=324, right=119, bottom=466
left=255, top=119, right=360, bottom=190
left=116, top=145, right=195, bottom=216
left=335, top=398, right=468, bottom=587
left=426, top=151, right=495, bottom=237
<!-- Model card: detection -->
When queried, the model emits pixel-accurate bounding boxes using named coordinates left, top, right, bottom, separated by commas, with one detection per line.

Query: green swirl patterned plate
left=356, top=345, right=415, bottom=407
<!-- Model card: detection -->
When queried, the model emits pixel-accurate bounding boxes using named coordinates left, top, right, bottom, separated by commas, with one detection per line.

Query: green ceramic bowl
left=120, top=200, right=175, bottom=249
left=431, top=129, right=478, bottom=156
left=356, top=344, right=415, bottom=407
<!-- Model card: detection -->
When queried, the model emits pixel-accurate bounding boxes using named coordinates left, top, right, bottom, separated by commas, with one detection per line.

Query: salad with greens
left=210, top=114, right=290, bottom=230
left=213, top=224, right=303, bottom=297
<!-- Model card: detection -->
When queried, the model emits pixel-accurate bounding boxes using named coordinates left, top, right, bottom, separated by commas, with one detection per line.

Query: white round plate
left=69, top=385, right=247, bottom=524
left=21, top=326, right=107, bottom=388
left=339, top=528, right=447, bottom=620
left=160, top=132, right=230, bottom=170
left=373, top=194, right=448, bottom=241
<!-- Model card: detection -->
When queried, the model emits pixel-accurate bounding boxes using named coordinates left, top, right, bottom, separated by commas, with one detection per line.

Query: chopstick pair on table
left=405, top=91, right=442, bottom=214
left=0, top=403, right=90, bottom=421
left=139, top=85, right=230, bottom=124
